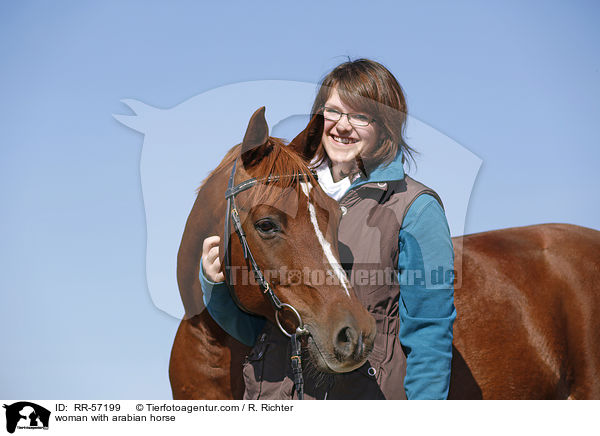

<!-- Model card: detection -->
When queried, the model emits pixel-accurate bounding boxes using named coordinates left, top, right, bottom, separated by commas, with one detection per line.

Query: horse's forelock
left=200, top=137, right=318, bottom=205
left=243, top=137, right=318, bottom=207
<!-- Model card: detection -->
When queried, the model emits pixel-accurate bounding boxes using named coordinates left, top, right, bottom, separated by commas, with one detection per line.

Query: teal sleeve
left=398, top=194, right=456, bottom=400
left=200, top=258, right=266, bottom=347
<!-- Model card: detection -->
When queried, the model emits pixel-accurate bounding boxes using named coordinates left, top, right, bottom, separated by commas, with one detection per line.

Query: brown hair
left=310, top=58, right=417, bottom=174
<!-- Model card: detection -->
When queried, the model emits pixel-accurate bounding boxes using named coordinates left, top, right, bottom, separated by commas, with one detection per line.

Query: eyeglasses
left=322, top=107, right=375, bottom=127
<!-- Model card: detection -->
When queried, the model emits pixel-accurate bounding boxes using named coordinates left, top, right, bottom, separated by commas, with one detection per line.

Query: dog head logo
left=3, top=402, right=50, bottom=433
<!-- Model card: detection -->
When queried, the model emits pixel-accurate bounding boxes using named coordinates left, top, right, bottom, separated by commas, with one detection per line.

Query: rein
left=222, top=158, right=313, bottom=399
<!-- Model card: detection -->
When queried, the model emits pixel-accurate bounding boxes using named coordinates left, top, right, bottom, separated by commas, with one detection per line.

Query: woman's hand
left=202, top=236, right=225, bottom=283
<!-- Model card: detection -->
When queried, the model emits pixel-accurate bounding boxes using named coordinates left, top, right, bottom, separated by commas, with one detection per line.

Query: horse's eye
left=255, top=219, right=279, bottom=235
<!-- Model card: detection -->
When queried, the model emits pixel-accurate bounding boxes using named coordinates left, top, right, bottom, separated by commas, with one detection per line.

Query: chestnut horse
left=450, top=223, right=600, bottom=399
left=169, top=108, right=376, bottom=399
left=170, top=108, right=600, bottom=400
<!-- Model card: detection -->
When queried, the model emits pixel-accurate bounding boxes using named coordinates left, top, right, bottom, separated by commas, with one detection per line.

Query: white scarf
left=314, top=161, right=353, bottom=202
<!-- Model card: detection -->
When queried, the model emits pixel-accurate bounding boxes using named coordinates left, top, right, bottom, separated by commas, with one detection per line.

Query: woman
left=201, top=59, right=456, bottom=400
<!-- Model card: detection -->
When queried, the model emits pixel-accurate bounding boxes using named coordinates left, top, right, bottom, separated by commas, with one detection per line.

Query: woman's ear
left=241, top=107, right=271, bottom=169
left=287, top=113, right=324, bottom=162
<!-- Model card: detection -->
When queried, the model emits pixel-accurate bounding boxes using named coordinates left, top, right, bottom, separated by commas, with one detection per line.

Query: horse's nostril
left=336, top=326, right=353, bottom=345
left=334, top=325, right=359, bottom=361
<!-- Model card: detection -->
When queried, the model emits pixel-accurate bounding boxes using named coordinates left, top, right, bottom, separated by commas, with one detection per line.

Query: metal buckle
left=275, top=303, right=308, bottom=337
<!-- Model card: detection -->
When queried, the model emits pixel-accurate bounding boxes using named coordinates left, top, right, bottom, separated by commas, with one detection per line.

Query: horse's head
left=223, top=107, right=376, bottom=373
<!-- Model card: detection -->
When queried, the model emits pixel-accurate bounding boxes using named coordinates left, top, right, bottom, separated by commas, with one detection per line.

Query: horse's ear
left=241, top=107, right=270, bottom=169
left=288, top=113, right=324, bottom=162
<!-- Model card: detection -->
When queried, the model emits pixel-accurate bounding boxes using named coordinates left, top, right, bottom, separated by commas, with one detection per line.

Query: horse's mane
left=198, top=137, right=319, bottom=207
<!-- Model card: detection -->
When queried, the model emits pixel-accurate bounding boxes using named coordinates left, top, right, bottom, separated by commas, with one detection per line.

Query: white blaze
left=300, top=182, right=351, bottom=297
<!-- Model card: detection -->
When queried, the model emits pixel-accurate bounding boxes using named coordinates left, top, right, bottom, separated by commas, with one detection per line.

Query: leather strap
left=290, top=333, right=304, bottom=400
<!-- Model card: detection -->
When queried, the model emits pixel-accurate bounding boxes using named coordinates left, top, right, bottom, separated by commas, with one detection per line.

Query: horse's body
left=169, top=110, right=600, bottom=400
left=450, top=223, right=600, bottom=399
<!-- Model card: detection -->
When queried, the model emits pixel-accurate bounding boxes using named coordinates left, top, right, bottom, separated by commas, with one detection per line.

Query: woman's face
left=321, top=88, right=380, bottom=167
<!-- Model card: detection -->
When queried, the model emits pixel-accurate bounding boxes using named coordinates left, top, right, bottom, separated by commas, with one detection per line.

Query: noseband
left=222, top=158, right=314, bottom=399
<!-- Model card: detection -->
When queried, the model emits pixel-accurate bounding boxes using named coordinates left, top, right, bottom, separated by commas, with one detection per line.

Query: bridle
left=222, top=157, right=314, bottom=399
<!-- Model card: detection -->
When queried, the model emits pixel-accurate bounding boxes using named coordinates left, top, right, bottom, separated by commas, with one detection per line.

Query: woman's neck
left=330, top=161, right=358, bottom=183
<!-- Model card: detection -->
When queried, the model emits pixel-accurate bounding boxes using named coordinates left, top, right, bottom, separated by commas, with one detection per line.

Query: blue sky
left=1, top=1, right=598, bottom=399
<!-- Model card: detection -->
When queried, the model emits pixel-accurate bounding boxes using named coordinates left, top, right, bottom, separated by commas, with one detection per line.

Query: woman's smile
left=331, top=135, right=358, bottom=145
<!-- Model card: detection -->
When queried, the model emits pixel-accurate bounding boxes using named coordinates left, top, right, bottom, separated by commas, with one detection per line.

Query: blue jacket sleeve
left=398, top=194, right=456, bottom=399
left=199, top=259, right=266, bottom=346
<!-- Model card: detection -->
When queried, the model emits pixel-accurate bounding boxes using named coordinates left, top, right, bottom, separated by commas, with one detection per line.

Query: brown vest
left=242, top=175, right=442, bottom=400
